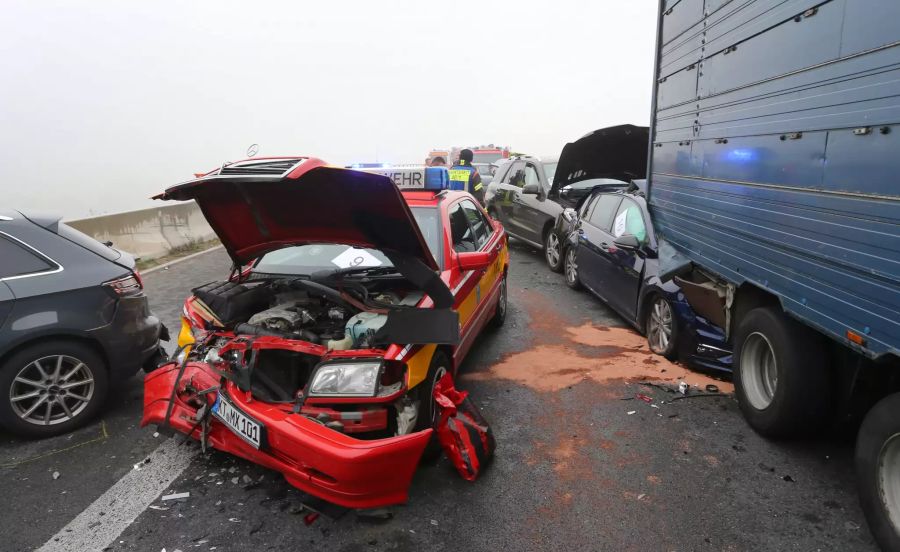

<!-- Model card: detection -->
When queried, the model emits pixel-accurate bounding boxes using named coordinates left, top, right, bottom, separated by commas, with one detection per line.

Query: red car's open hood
left=155, top=157, right=439, bottom=270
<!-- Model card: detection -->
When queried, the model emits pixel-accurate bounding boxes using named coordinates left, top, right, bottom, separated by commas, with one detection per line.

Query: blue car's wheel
left=645, top=295, right=678, bottom=360
left=563, top=247, right=581, bottom=290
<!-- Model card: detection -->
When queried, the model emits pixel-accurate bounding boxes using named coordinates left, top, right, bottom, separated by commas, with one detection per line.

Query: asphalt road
left=1, top=242, right=880, bottom=552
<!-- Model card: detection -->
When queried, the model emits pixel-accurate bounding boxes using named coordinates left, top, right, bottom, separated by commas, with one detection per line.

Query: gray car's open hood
left=549, top=124, right=649, bottom=199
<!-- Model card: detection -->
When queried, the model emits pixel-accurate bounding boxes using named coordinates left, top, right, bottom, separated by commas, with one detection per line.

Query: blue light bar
left=356, top=166, right=450, bottom=191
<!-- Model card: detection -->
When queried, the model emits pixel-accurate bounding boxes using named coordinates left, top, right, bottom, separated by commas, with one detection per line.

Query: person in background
left=448, top=149, right=484, bottom=205
left=431, top=156, right=447, bottom=167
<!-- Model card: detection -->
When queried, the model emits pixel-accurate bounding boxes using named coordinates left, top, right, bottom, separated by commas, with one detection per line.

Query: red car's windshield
left=254, top=206, right=442, bottom=275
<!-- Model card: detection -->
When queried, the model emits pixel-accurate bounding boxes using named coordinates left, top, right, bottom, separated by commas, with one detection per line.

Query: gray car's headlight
left=308, top=360, right=383, bottom=397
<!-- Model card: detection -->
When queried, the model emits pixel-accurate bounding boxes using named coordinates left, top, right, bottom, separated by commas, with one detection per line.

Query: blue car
left=559, top=184, right=731, bottom=372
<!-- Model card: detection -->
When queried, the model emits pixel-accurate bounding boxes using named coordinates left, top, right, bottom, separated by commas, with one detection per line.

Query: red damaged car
left=142, top=157, right=509, bottom=509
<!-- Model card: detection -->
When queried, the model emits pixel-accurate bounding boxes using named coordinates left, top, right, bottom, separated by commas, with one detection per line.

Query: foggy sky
left=0, top=1, right=657, bottom=219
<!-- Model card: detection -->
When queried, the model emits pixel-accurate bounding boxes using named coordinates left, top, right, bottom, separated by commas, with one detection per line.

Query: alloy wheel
left=497, top=277, right=508, bottom=318
left=565, top=249, right=578, bottom=285
left=647, top=298, right=673, bottom=354
left=9, top=355, right=95, bottom=426
left=545, top=233, right=561, bottom=267
left=740, top=332, right=778, bottom=410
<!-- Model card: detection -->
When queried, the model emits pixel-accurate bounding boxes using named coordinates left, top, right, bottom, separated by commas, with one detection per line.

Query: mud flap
left=433, top=373, right=495, bottom=481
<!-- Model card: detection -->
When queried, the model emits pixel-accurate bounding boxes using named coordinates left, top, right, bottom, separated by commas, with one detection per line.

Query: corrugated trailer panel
left=648, top=0, right=900, bottom=358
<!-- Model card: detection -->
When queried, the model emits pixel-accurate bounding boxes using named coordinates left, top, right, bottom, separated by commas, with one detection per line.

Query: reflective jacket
left=448, top=163, right=482, bottom=195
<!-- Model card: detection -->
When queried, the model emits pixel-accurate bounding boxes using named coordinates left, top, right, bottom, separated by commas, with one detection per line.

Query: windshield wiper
left=311, top=266, right=400, bottom=280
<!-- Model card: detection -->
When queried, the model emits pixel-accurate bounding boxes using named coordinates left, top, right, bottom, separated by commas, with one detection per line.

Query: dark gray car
left=0, top=210, right=165, bottom=437
left=484, top=125, right=649, bottom=273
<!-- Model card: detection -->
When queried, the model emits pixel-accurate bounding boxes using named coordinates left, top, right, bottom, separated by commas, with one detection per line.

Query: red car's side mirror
left=457, top=251, right=492, bottom=271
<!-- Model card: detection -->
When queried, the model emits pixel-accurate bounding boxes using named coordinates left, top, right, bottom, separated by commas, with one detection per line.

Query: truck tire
left=733, top=307, right=830, bottom=437
left=855, top=393, right=900, bottom=552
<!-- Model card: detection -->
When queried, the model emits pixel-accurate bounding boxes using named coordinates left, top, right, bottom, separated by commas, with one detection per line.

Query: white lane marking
left=36, top=438, right=198, bottom=552
left=141, top=244, right=224, bottom=275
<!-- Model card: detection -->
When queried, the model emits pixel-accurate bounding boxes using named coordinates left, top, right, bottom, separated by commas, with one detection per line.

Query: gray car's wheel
left=0, top=340, right=109, bottom=438
left=856, top=393, right=900, bottom=552
left=563, top=247, right=582, bottom=290
left=544, top=231, right=563, bottom=273
left=645, top=295, right=678, bottom=360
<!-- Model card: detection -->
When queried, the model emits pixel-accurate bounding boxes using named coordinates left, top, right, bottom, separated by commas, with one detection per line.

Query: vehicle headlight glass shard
left=308, top=361, right=383, bottom=396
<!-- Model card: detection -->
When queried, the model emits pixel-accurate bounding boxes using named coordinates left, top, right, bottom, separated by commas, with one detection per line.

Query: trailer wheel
left=733, top=307, right=830, bottom=437
left=856, top=393, right=900, bottom=551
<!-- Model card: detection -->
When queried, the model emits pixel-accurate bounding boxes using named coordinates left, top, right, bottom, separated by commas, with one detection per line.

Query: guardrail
left=67, top=202, right=216, bottom=261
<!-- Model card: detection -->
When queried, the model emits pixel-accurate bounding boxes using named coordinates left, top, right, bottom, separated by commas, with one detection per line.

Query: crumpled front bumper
left=141, top=362, right=432, bottom=509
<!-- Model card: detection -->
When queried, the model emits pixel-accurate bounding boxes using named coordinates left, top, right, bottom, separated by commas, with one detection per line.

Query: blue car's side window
left=586, top=195, right=623, bottom=233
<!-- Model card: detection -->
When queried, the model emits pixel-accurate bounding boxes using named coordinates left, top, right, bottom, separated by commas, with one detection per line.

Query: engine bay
left=190, top=277, right=424, bottom=350
left=181, top=276, right=426, bottom=437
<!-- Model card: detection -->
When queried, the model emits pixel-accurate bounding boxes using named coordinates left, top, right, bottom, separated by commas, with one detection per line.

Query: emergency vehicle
left=142, top=158, right=509, bottom=509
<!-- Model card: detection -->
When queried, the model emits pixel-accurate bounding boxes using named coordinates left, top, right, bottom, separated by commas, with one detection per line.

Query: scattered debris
left=242, top=475, right=252, bottom=484
left=636, top=394, right=653, bottom=403
left=149, top=505, right=169, bottom=511
left=670, top=392, right=731, bottom=402
left=161, top=492, right=191, bottom=501
left=357, top=508, right=393, bottom=522
left=228, top=517, right=241, bottom=523
left=627, top=411, right=637, bottom=415
left=705, top=384, right=719, bottom=393
left=303, top=512, right=320, bottom=526
left=52, top=471, right=60, bottom=480
left=783, top=475, right=795, bottom=483
left=678, top=381, right=689, bottom=395
left=231, top=477, right=239, bottom=485
left=430, top=519, right=438, bottom=526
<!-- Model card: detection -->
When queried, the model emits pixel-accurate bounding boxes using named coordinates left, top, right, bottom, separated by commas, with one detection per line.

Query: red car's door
left=447, top=199, right=504, bottom=365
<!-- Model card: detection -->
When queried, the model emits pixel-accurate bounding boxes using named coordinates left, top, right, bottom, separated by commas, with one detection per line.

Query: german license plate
left=212, top=393, right=263, bottom=449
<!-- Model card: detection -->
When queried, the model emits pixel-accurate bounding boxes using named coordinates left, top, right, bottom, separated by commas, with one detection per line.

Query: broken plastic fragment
left=161, top=492, right=190, bottom=501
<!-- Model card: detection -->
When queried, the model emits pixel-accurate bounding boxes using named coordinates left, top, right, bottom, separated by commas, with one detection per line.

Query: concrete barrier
left=67, top=202, right=216, bottom=261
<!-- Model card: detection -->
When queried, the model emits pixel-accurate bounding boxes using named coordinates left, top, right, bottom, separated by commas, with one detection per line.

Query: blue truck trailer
left=646, top=0, right=900, bottom=548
